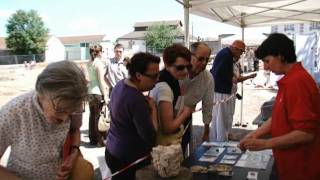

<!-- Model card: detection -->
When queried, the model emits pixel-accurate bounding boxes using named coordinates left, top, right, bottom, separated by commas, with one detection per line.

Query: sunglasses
left=141, top=72, right=159, bottom=80
left=173, top=64, right=192, bottom=71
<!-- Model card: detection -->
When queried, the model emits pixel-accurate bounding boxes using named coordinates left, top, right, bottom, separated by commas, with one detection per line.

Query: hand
left=56, top=149, right=79, bottom=180
left=241, top=138, right=271, bottom=151
left=239, top=132, right=256, bottom=151
left=202, top=124, right=209, bottom=142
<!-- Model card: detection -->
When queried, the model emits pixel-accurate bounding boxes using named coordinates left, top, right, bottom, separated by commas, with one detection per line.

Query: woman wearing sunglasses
left=150, top=44, right=194, bottom=146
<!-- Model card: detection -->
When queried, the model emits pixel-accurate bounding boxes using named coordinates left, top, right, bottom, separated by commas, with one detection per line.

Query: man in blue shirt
left=209, top=40, right=245, bottom=141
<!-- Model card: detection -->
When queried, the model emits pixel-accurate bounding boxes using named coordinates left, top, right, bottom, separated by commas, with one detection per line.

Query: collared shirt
left=0, top=91, right=71, bottom=180
left=105, top=57, right=128, bottom=88
left=182, top=70, right=214, bottom=124
left=272, top=62, right=320, bottom=180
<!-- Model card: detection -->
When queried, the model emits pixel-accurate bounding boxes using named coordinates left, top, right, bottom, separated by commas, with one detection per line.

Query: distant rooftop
left=58, top=35, right=106, bottom=44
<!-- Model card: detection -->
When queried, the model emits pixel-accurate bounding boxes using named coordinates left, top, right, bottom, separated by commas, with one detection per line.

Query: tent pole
left=240, top=27, right=244, bottom=126
left=183, top=0, right=190, bottom=48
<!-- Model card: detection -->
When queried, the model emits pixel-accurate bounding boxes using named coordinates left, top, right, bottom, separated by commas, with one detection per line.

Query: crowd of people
left=0, top=33, right=319, bottom=180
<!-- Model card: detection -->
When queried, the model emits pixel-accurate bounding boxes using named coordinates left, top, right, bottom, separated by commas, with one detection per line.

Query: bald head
left=230, top=40, right=246, bottom=60
left=231, top=40, right=245, bottom=50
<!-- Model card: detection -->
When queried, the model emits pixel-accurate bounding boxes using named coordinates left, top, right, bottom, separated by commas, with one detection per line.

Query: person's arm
left=159, top=101, right=193, bottom=134
left=0, top=105, right=20, bottom=179
left=131, top=96, right=157, bottom=146
left=145, top=96, right=158, bottom=131
left=237, top=73, right=257, bottom=83
left=242, top=129, right=314, bottom=151
left=56, top=115, right=81, bottom=180
left=0, top=166, right=20, bottom=180
left=201, top=74, right=214, bottom=141
left=239, top=117, right=272, bottom=150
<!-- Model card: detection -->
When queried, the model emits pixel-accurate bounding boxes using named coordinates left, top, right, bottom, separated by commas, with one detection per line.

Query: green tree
left=6, top=9, right=49, bottom=55
left=145, top=23, right=177, bottom=53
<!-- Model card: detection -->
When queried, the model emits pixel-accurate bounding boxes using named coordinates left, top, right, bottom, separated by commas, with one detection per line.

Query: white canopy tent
left=177, top=0, right=320, bottom=45
left=176, top=0, right=320, bottom=125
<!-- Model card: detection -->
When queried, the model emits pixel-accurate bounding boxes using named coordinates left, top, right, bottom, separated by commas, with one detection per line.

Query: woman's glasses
left=141, top=72, right=160, bottom=80
left=173, top=64, right=192, bottom=71
left=51, top=98, right=85, bottom=115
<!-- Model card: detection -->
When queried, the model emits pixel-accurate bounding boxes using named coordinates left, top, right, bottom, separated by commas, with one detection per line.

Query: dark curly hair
left=163, top=44, right=191, bottom=66
left=126, top=52, right=160, bottom=78
left=255, top=33, right=297, bottom=63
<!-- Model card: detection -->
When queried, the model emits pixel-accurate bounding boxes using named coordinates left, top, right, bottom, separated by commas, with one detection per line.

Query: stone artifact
left=151, top=144, right=183, bottom=178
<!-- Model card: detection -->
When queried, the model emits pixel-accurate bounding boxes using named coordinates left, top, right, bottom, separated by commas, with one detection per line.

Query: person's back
left=211, top=47, right=233, bottom=94
left=87, top=59, right=103, bottom=95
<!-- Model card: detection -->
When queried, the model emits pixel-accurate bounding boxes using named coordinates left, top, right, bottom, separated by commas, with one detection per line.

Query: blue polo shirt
left=210, top=47, right=234, bottom=94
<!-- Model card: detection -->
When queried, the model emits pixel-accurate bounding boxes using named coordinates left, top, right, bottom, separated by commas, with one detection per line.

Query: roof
left=118, top=28, right=185, bottom=40
left=0, top=37, right=6, bottom=49
left=186, top=0, right=320, bottom=28
left=118, top=20, right=185, bottom=40
left=58, top=35, right=106, bottom=45
left=134, top=20, right=183, bottom=27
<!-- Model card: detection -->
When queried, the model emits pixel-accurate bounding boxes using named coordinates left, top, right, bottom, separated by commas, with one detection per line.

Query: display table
left=182, top=144, right=274, bottom=180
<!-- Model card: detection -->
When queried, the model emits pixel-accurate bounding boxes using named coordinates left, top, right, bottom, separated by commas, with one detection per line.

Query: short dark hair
left=127, top=52, right=160, bottom=78
left=114, top=43, right=124, bottom=50
left=255, top=33, right=297, bottom=63
left=163, top=44, right=191, bottom=66
left=190, top=42, right=212, bottom=55
left=89, top=44, right=102, bottom=61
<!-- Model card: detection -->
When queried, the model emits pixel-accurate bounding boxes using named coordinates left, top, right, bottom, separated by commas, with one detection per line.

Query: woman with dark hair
left=150, top=44, right=193, bottom=146
left=87, top=44, right=109, bottom=146
left=240, top=33, right=320, bottom=180
left=105, top=52, right=159, bottom=180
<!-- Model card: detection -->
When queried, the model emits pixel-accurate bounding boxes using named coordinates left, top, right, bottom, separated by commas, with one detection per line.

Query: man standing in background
left=209, top=40, right=246, bottom=141
left=105, top=44, right=128, bottom=90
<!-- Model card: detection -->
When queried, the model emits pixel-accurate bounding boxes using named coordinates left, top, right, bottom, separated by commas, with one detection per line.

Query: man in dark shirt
left=209, top=40, right=245, bottom=141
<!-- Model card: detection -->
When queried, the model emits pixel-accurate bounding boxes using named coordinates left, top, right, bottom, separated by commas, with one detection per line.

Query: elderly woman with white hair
left=0, top=61, right=92, bottom=180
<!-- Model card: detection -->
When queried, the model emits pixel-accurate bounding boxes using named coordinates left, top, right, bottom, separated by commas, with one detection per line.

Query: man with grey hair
left=210, top=40, right=252, bottom=141
left=181, top=42, right=214, bottom=155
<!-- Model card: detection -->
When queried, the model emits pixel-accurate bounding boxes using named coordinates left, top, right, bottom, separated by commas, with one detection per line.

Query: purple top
left=106, top=80, right=156, bottom=162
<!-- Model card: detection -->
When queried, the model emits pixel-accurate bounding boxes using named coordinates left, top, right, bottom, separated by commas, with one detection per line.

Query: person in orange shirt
left=239, top=33, right=320, bottom=180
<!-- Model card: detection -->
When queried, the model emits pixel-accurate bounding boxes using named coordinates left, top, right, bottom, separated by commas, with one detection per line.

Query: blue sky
left=0, top=0, right=270, bottom=42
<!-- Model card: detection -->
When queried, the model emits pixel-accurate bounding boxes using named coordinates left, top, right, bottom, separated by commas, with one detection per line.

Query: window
left=309, top=22, right=320, bottom=31
left=80, top=43, right=89, bottom=47
left=271, top=26, right=278, bottom=33
left=299, top=23, right=304, bottom=34
left=284, top=24, right=294, bottom=31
